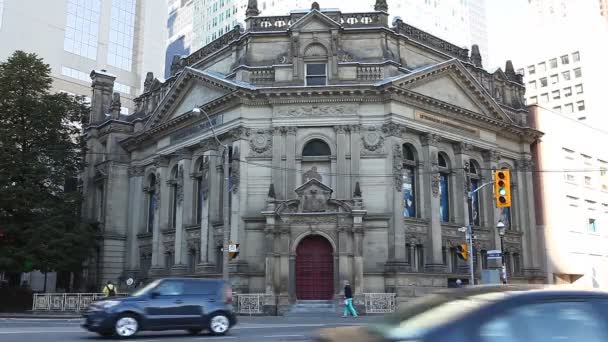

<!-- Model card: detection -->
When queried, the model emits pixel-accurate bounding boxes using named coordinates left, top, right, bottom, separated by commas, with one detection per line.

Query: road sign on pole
left=487, top=250, right=502, bottom=260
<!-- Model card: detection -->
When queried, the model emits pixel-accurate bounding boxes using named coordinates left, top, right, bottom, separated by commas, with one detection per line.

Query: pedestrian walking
left=102, top=280, right=117, bottom=298
left=342, top=281, right=358, bottom=317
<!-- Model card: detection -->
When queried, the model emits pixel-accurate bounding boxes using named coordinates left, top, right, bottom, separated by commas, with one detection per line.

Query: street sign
left=487, top=250, right=502, bottom=259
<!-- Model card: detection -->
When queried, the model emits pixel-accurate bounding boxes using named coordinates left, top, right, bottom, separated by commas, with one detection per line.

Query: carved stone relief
left=248, top=129, right=273, bottom=156
left=274, top=104, right=358, bottom=117
left=382, top=122, right=406, bottom=138
left=361, top=126, right=385, bottom=155
left=431, top=173, right=441, bottom=198
left=302, top=166, right=322, bottom=183
left=176, top=165, right=184, bottom=203
left=393, top=144, right=403, bottom=191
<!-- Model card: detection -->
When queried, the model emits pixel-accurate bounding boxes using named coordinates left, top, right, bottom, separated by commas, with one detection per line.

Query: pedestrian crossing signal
left=457, top=244, right=468, bottom=261
left=494, top=170, right=512, bottom=208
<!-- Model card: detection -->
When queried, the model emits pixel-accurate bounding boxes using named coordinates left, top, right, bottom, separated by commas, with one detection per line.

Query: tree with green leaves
left=0, top=51, right=96, bottom=289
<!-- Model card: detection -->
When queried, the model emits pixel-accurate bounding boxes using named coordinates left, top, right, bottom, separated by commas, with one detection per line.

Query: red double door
left=295, top=236, right=334, bottom=300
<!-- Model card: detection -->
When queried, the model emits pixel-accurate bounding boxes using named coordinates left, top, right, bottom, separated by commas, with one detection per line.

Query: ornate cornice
left=421, top=132, right=441, bottom=146
left=128, top=166, right=145, bottom=178
left=482, top=150, right=501, bottom=163
left=153, top=155, right=171, bottom=168
left=453, top=142, right=473, bottom=155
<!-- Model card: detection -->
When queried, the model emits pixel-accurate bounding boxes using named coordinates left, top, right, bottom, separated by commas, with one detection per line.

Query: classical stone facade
left=82, top=0, right=544, bottom=312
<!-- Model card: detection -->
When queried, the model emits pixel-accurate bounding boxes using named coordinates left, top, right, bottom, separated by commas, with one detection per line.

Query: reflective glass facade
left=108, top=0, right=137, bottom=71
left=64, top=0, right=102, bottom=60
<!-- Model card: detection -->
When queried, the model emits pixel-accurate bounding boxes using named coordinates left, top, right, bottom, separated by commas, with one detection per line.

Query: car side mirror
left=150, top=291, right=160, bottom=298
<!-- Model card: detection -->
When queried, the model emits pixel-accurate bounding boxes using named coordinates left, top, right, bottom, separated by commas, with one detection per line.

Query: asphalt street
left=0, top=316, right=378, bottom=342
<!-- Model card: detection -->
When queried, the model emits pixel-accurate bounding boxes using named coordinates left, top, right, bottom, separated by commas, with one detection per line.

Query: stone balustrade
left=32, top=293, right=128, bottom=312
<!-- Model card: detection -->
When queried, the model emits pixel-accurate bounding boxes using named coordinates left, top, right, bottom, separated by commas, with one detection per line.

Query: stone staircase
left=285, top=300, right=338, bottom=317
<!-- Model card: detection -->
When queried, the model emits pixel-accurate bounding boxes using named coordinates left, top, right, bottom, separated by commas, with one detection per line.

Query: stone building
left=82, top=0, right=544, bottom=312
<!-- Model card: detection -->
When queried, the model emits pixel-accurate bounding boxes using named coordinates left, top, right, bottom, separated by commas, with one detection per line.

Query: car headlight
left=100, top=300, right=121, bottom=309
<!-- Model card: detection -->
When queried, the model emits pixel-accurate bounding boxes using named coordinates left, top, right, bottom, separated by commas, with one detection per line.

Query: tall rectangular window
left=561, top=55, right=570, bottom=64
left=108, top=0, right=137, bottom=71
left=403, top=168, right=416, bottom=218
left=540, top=77, right=548, bottom=87
left=572, top=51, right=580, bottom=63
left=574, top=67, right=582, bottom=78
left=564, top=86, right=572, bottom=97
left=470, top=179, right=480, bottom=226
left=552, top=90, right=560, bottom=99
left=538, top=62, right=546, bottom=72
left=550, top=74, right=558, bottom=84
left=439, top=174, right=450, bottom=222
left=588, top=218, right=597, bottom=233
left=562, top=71, right=571, bottom=81
left=528, top=80, right=537, bottom=89
left=305, top=64, right=327, bottom=86
left=64, top=0, right=102, bottom=60
left=575, top=84, right=583, bottom=94
left=577, top=100, right=585, bottom=111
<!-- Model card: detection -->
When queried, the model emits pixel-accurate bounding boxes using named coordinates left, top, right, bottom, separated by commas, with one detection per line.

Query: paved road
left=0, top=316, right=378, bottom=342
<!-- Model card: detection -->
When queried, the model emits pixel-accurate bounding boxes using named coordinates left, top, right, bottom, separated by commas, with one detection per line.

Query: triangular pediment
left=142, top=68, right=239, bottom=131
left=295, top=178, right=333, bottom=195
left=290, top=10, right=341, bottom=32
left=393, top=60, right=513, bottom=123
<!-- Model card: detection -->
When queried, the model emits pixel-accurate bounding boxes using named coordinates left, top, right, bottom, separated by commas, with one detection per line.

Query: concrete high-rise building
left=0, top=0, right=168, bottom=112
left=185, top=0, right=489, bottom=63
left=166, top=0, right=194, bottom=78
left=601, top=0, right=608, bottom=22
left=531, top=105, right=608, bottom=288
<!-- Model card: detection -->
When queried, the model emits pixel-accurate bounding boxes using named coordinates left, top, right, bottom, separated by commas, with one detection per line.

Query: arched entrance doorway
left=295, top=235, right=334, bottom=300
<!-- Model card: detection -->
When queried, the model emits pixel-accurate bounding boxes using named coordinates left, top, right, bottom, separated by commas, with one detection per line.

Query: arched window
left=304, top=43, right=328, bottom=86
left=468, top=159, right=482, bottom=226
left=302, top=139, right=331, bottom=156
left=402, top=144, right=418, bottom=218
left=195, top=158, right=209, bottom=225
left=438, top=153, right=451, bottom=223
left=170, top=165, right=178, bottom=229
left=147, top=174, right=157, bottom=233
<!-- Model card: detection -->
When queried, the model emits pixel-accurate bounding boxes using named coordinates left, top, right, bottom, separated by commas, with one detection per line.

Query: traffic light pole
left=467, top=181, right=495, bottom=286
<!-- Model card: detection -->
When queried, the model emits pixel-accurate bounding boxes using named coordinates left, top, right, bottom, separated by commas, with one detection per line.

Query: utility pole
left=193, top=107, right=230, bottom=281
left=466, top=179, right=495, bottom=286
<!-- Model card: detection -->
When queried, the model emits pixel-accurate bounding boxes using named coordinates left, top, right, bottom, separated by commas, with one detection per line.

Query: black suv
left=82, top=278, right=237, bottom=338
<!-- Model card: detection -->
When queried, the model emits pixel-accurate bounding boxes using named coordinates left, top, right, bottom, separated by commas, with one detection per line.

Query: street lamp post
left=193, top=107, right=230, bottom=282
left=496, top=220, right=506, bottom=284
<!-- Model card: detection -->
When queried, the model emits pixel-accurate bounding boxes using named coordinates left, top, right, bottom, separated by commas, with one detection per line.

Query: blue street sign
left=487, top=250, right=502, bottom=259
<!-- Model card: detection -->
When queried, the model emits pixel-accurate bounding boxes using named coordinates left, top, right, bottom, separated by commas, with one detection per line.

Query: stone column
left=389, top=143, right=407, bottom=269
left=151, top=156, right=170, bottom=270
left=482, top=150, right=501, bottom=230
left=353, top=225, right=364, bottom=294
left=173, top=151, right=192, bottom=273
left=350, top=125, right=361, bottom=198
left=272, top=127, right=285, bottom=200
left=520, top=155, right=540, bottom=271
left=126, top=166, right=144, bottom=271
left=262, top=209, right=276, bottom=294
left=421, top=134, right=445, bottom=272
left=338, top=226, right=349, bottom=287
left=279, top=227, right=290, bottom=296
left=285, top=127, right=297, bottom=199
left=205, top=141, right=221, bottom=224
left=335, top=126, right=348, bottom=198
left=453, top=143, right=472, bottom=226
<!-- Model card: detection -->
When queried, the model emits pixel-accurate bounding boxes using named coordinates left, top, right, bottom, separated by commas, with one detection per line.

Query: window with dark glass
left=196, top=159, right=208, bottom=225
left=165, top=252, right=173, bottom=270
left=402, top=144, right=417, bottom=218
left=187, top=250, right=196, bottom=273
left=468, top=161, right=481, bottom=226
left=303, top=139, right=331, bottom=156
left=438, top=153, right=450, bottom=223
left=171, top=166, right=178, bottom=229
left=306, top=63, right=327, bottom=86
left=147, top=175, right=156, bottom=233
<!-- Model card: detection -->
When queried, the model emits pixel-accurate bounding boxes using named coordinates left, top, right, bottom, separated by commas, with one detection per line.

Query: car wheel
left=208, top=313, right=230, bottom=335
left=114, top=314, right=139, bottom=338
left=187, top=329, right=203, bottom=335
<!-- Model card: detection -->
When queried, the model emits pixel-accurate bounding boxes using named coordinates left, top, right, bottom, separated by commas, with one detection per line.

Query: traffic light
left=457, top=244, right=468, bottom=261
left=228, top=243, right=240, bottom=260
left=493, top=170, right=512, bottom=208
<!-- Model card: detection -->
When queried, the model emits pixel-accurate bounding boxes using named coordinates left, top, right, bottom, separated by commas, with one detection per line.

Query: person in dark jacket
left=342, top=281, right=358, bottom=317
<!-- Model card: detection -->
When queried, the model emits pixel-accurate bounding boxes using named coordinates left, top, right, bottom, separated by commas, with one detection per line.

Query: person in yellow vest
left=102, top=281, right=117, bottom=298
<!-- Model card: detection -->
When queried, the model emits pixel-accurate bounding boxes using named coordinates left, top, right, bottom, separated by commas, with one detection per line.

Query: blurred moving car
left=317, top=285, right=608, bottom=342
left=82, top=278, right=236, bottom=338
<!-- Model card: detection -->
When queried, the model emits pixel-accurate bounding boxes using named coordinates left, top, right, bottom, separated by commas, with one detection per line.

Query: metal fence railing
left=32, top=293, right=128, bottom=312
left=235, top=293, right=265, bottom=315
left=364, top=293, right=397, bottom=314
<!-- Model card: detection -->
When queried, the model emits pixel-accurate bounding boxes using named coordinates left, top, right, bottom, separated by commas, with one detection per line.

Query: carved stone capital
left=381, top=122, right=406, bottom=138
left=421, top=133, right=441, bottom=147
left=286, top=126, right=298, bottom=135
left=176, top=165, right=184, bottom=203
left=128, top=166, right=145, bottom=178
left=482, top=150, right=501, bottom=163
left=349, top=124, right=361, bottom=134
left=279, top=126, right=289, bottom=135
left=176, top=148, right=192, bottom=161
left=199, top=139, right=219, bottom=151
left=516, top=157, right=534, bottom=171
left=334, top=125, right=348, bottom=134
left=154, top=155, right=171, bottom=168
left=431, top=173, right=441, bottom=197
left=453, top=142, right=473, bottom=155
